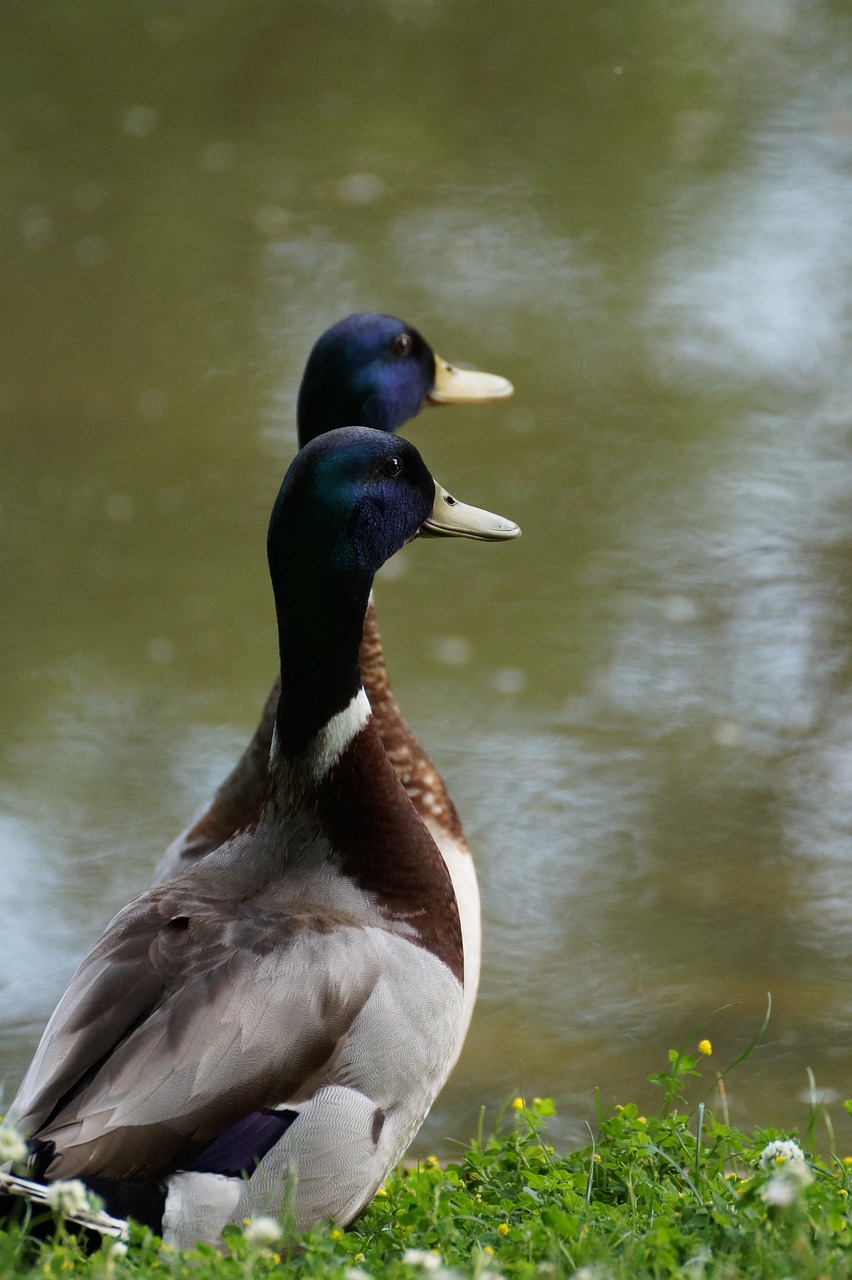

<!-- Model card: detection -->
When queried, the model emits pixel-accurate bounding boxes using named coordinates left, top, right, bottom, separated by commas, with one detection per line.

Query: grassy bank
left=3, top=1028, right=852, bottom=1280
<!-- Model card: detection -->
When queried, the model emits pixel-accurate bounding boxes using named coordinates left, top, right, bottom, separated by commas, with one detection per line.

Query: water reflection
left=652, top=123, right=852, bottom=385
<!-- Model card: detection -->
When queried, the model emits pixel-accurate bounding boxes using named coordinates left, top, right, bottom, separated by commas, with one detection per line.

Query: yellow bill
left=420, top=482, right=521, bottom=541
left=428, top=355, right=514, bottom=404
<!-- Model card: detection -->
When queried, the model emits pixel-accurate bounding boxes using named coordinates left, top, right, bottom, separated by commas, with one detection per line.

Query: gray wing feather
left=11, top=899, right=166, bottom=1132
left=11, top=887, right=383, bottom=1181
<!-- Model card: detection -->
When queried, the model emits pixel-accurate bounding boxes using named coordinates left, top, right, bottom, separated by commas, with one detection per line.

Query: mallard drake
left=7, top=427, right=520, bottom=1246
left=153, top=313, right=513, bottom=1065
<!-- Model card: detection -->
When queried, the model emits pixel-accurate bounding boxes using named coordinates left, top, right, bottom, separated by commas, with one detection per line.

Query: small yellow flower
left=593, top=1152, right=602, bottom=1163
left=497, top=1223, right=509, bottom=1236
left=330, top=1228, right=344, bottom=1241
left=532, top=1097, right=543, bottom=1107
left=355, top=1254, right=365, bottom=1263
left=844, top=1156, right=852, bottom=1166
left=424, top=1154, right=441, bottom=1169
left=482, top=1246, right=495, bottom=1256
left=511, top=1096, right=525, bottom=1111
left=636, top=1116, right=647, bottom=1124
left=698, top=1039, right=712, bottom=1056
left=840, top=1190, right=849, bottom=1199
left=375, top=1186, right=388, bottom=1196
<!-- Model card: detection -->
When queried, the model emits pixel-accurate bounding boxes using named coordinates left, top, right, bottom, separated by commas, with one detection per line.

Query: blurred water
left=3, top=0, right=852, bottom=1152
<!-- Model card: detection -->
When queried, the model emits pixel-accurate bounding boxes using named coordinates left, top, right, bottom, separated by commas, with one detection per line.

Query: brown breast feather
left=172, top=599, right=465, bottom=866
left=314, top=721, right=464, bottom=986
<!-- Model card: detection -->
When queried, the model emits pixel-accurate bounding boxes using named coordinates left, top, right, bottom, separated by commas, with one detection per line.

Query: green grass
left=4, top=1019, right=852, bottom=1280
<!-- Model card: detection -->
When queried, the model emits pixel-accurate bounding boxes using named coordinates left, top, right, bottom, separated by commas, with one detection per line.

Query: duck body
left=153, top=314, right=512, bottom=1060
left=15, top=715, right=463, bottom=1246
left=8, top=428, right=519, bottom=1246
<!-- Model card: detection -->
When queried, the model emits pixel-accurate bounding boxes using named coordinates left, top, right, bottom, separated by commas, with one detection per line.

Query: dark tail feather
left=84, top=1176, right=166, bottom=1235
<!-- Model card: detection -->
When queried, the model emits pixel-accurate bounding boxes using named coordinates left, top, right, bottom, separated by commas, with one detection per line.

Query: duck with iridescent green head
left=8, top=425, right=520, bottom=1247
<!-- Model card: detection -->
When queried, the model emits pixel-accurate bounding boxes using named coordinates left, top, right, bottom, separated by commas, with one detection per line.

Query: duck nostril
left=444, top=494, right=457, bottom=507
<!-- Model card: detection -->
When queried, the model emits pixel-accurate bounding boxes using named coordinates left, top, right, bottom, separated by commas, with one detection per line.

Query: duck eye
left=382, top=455, right=403, bottom=478
left=391, top=332, right=413, bottom=357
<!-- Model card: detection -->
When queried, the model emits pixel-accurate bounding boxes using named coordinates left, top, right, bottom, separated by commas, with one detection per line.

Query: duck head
left=268, top=426, right=519, bottom=755
left=296, top=313, right=513, bottom=445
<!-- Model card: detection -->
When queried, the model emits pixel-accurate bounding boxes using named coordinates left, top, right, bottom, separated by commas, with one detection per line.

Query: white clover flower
left=0, top=1125, right=28, bottom=1165
left=402, top=1249, right=443, bottom=1271
left=760, top=1155, right=814, bottom=1207
left=760, top=1169, right=813, bottom=1206
left=45, top=1179, right=92, bottom=1217
left=758, top=1139, right=806, bottom=1170
left=344, top=1269, right=372, bottom=1280
left=108, top=1240, right=128, bottom=1259
left=242, top=1215, right=283, bottom=1247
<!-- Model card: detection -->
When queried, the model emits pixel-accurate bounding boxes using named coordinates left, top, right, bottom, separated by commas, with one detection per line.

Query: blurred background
left=3, top=0, right=852, bottom=1153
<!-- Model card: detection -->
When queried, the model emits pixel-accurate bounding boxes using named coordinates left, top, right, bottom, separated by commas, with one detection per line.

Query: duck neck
left=273, top=568, right=371, bottom=763
left=297, top=354, right=380, bottom=441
